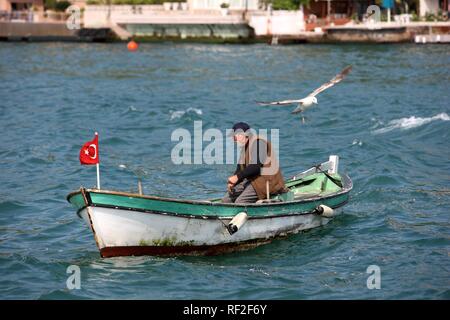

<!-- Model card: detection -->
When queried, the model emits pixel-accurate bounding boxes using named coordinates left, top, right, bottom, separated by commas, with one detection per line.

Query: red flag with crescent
left=79, top=133, right=99, bottom=165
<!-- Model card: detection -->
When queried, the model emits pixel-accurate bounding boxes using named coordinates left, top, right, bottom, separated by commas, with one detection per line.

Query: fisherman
left=222, top=122, right=287, bottom=204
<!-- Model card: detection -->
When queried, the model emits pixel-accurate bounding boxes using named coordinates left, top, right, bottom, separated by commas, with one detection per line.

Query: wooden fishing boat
left=67, top=156, right=352, bottom=257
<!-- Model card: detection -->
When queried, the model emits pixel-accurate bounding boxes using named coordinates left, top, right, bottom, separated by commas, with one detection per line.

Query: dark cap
left=231, top=122, right=250, bottom=133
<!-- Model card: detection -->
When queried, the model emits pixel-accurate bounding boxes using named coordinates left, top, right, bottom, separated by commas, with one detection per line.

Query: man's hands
left=227, top=175, right=239, bottom=193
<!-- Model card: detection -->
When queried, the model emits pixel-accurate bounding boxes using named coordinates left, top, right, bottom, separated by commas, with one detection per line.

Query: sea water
left=0, top=43, right=449, bottom=299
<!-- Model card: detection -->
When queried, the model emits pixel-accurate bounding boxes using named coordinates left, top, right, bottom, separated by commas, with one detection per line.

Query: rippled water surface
left=0, top=43, right=449, bottom=299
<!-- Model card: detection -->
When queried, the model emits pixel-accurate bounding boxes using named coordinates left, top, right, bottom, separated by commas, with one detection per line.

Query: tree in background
left=86, top=0, right=175, bottom=4
left=44, top=0, right=72, bottom=11
left=263, top=0, right=310, bottom=11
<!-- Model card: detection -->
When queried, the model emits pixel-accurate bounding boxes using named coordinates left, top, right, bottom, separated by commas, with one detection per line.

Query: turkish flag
left=79, top=133, right=99, bottom=165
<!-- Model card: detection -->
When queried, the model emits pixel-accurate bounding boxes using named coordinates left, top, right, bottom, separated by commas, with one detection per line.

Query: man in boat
left=222, top=122, right=287, bottom=204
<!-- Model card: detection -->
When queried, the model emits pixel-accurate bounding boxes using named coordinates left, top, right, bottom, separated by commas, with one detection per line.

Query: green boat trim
left=67, top=172, right=352, bottom=219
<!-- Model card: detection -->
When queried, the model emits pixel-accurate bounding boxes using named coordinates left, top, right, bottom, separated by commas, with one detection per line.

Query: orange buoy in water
left=127, top=40, right=138, bottom=52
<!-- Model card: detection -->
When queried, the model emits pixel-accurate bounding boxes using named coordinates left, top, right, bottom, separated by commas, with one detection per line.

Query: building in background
left=304, top=0, right=374, bottom=20
left=0, top=0, right=43, bottom=12
left=187, top=0, right=260, bottom=10
left=0, top=0, right=43, bottom=22
left=419, top=0, right=448, bottom=17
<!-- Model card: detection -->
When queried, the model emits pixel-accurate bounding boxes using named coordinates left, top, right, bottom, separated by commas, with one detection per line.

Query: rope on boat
left=313, top=164, right=343, bottom=188
left=217, top=212, right=249, bottom=235
left=217, top=216, right=229, bottom=229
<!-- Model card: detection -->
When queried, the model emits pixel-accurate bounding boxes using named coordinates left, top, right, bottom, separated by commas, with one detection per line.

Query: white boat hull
left=79, top=206, right=341, bottom=257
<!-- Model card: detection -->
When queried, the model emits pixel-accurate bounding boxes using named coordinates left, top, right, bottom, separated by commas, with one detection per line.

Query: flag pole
left=96, top=163, right=101, bottom=189
left=95, top=132, right=100, bottom=189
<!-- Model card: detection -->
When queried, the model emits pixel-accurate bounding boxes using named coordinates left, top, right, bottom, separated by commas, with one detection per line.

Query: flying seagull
left=256, top=65, right=352, bottom=121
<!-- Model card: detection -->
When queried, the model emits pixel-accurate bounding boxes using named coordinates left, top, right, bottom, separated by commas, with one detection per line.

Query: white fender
left=316, top=205, right=334, bottom=218
left=227, top=212, right=248, bottom=235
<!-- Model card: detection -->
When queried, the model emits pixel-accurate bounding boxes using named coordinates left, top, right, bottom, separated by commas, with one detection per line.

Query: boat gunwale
left=67, top=174, right=353, bottom=219
left=67, top=173, right=352, bottom=212
left=75, top=197, right=349, bottom=219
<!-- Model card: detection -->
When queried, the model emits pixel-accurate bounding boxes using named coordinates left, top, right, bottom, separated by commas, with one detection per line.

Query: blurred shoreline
left=1, top=2, right=450, bottom=44
left=1, top=20, right=450, bottom=44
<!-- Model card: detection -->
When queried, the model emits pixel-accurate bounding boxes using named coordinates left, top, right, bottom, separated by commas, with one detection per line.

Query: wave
left=124, top=105, right=138, bottom=113
left=373, top=113, right=450, bottom=134
left=0, top=200, right=28, bottom=212
left=170, top=107, right=202, bottom=121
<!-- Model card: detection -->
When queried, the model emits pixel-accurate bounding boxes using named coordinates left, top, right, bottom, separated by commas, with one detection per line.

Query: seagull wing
left=255, top=99, right=303, bottom=106
left=307, top=65, right=352, bottom=98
